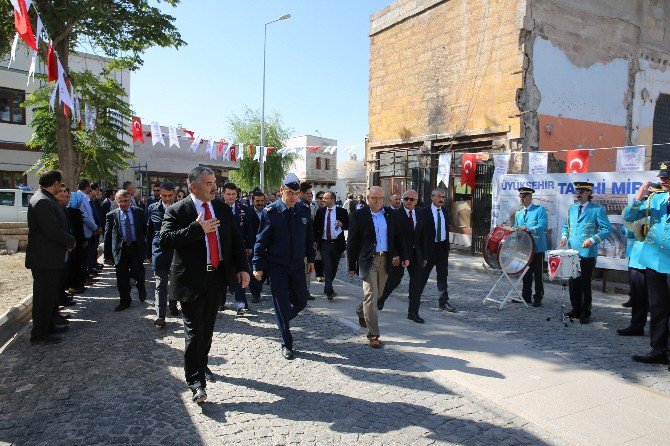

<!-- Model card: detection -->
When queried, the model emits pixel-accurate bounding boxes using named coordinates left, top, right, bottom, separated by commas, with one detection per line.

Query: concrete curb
left=0, top=294, right=32, bottom=348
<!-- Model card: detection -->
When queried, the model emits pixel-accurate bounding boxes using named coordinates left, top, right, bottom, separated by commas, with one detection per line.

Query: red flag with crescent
left=131, top=117, right=144, bottom=143
left=248, top=144, right=254, bottom=156
left=461, top=153, right=477, bottom=189
left=565, top=149, right=590, bottom=174
left=548, top=255, right=561, bottom=279
left=14, top=0, right=37, bottom=51
left=46, top=44, right=58, bottom=82
left=217, top=140, right=226, bottom=154
left=230, top=145, right=237, bottom=162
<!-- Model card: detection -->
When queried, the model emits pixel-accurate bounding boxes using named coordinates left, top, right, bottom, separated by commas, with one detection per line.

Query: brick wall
left=368, top=0, right=526, bottom=146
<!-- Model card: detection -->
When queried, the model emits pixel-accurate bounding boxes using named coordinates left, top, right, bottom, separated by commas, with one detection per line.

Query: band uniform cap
left=657, top=161, right=670, bottom=177
left=282, top=172, right=301, bottom=191
left=518, top=187, right=535, bottom=194
left=574, top=182, right=594, bottom=190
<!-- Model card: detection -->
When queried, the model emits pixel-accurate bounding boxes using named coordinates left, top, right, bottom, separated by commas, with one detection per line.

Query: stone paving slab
left=0, top=268, right=564, bottom=446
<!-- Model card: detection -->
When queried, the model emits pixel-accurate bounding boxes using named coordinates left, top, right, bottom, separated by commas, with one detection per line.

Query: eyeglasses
left=403, top=197, right=416, bottom=202
left=518, top=194, right=530, bottom=198
left=368, top=196, right=383, bottom=200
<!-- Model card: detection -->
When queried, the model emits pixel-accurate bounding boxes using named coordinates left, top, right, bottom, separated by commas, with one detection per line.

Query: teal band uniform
left=622, top=227, right=646, bottom=270
left=624, top=192, right=670, bottom=274
left=561, top=202, right=612, bottom=258
left=514, top=204, right=548, bottom=253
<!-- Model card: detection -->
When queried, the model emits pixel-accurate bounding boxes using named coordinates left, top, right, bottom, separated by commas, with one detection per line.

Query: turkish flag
left=548, top=255, right=562, bottom=279
left=248, top=144, right=254, bottom=156
left=267, top=146, right=276, bottom=154
left=565, top=149, right=590, bottom=173
left=46, top=44, right=58, bottom=82
left=308, top=146, right=320, bottom=151
left=461, top=153, right=477, bottom=189
left=14, top=0, right=37, bottom=51
left=217, top=140, right=226, bottom=154
left=131, top=117, right=144, bottom=143
left=182, top=129, right=195, bottom=140
left=230, top=145, right=237, bottom=162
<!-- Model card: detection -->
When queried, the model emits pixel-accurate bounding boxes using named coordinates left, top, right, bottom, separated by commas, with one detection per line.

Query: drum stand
left=482, top=266, right=530, bottom=311
left=546, top=280, right=573, bottom=327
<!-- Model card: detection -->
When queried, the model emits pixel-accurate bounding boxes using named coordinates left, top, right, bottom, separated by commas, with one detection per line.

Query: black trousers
left=115, top=243, right=146, bottom=304
left=180, top=271, right=223, bottom=389
left=644, top=268, right=670, bottom=357
left=379, top=253, right=423, bottom=314
left=31, top=269, right=63, bottom=340
left=522, top=252, right=544, bottom=303
left=314, top=259, right=324, bottom=278
left=319, top=241, right=342, bottom=296
left=568, top=256, right=596, bottom=316
left=419, top=241, right=450, bottom=305
left=629, top=267, right=648, bottom=331
left=68, top=244, right=87, bottom=288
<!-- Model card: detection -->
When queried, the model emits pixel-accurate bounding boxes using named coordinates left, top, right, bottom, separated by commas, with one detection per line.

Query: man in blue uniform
left=560, top=182, right=612, bottom=324
left=513, top=187, right=548, bottom=307
left=625, top=166, right=670, bottom=366
left=253, top=173, right=316, bottom=360
left=618, top=223, right=649, bottom=337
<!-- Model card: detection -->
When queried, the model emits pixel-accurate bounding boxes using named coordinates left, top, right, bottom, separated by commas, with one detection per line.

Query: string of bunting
left=132, top=117, right=364, bottom=163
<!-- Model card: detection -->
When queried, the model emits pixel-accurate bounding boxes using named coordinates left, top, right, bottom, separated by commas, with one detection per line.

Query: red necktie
left=202, top=203, right=220, bottom=268
left=326, top=208, right=332, bottom=240
left=409, top=210, right=414, bottom=229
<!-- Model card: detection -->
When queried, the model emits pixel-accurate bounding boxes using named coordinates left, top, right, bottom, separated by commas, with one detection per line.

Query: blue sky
left=131, top=0, right=392, bottom=162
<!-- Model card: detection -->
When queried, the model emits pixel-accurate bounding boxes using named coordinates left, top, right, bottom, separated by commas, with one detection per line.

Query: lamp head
left=279, top=14, right=291, bottom=20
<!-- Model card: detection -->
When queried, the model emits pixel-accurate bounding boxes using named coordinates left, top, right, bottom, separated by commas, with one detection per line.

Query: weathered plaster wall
left=632, top=58, right=670, bottom=147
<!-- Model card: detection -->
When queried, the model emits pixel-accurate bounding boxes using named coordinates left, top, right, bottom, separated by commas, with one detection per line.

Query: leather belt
left=206, top=264, right=216, bottom=272
left=375, top=252, right=388, bottom=257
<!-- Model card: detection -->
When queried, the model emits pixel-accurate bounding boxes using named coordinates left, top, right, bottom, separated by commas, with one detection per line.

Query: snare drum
left=546, top=249, right=581, bottom=279
left=484, top=225, right=535, bottom=275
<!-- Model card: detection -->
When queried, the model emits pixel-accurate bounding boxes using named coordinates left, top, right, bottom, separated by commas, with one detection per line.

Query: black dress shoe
left=154, top=317, right=166, bottom=328
left=377, top=299, right=386, bottom=311
left=579, top=314, right=591, bottom=324
left=61, top=299, right=77, bottom=307
left=251, top=295, right=261, bottom=303
left=30, top=335, right=61, bottom=345
left=523, top=298, right=532, bottom=304
left=621, top=299, right=633, bottom=308
left=114, top=302, right=130, bottom=312
left=565, top=309, right=581, bottom=319
left=439, top=301, right=457, bottom=313
left=282, top=347, right=294, bottom=360
left=617, top=327, right=644, bottom=336
left=407, top=313, right=425, bottom=323
left=138, top=290, right=147, bottom=302
left=204, top=367, right=215, bottom=383
left=50, top=325, right=69, bottom=334
left=169, top=307, right=181, bottom=317
left=191, top=387, right=207, bottom=404
left=632, top=353, right=669, bottom=365
left=532, top=301, right=542, bottom=307
left=326, top=293, right=334, bottom=301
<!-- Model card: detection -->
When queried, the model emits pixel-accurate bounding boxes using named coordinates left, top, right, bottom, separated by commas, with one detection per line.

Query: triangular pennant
left=13, top=0, right=37, bottom=51
left=151, top=121, right=165, bottom=146
left=168, top=126, right=179, bottom=148
left=189, top=134, right=201, bottom=152
left=548, top=255, right=561, bottom=279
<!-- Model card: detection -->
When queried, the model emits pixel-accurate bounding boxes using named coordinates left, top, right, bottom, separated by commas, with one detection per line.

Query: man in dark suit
left=146, top=181, right=179, bottom=328
left=243, top=190, right=266, bottom=303
left=160, top=166, right=250, bottom=404
left=347, top=186, right=407, bottom=348
left=222, top=182, right=250, bottom=315
left=104, top=189, right=148, bottom=311
left=25, top=170, right=76, bottom=345
left=418, top=188, right=455, bottom=312
left=313, top=191, right=349, bottom=300
left=377, top=189, right=426, bottom=322
left=101, top=189, right=114, bottom=217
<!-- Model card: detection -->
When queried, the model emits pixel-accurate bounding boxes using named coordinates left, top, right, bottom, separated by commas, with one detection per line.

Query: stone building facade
left=368, top=0, right=670, bottom=248
left=284, top=135, right=338, bottom=191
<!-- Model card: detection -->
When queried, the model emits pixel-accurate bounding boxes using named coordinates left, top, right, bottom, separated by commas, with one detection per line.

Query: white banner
left=189, top=134, right=200, bottom=153
left=8, top=33, right=18, bottom=68
left=529, top=152, right=548, bottom=174
left=493, top=153, right=510, bottom=176
left=206, top=137, right=215, bottom=160
left=436, top=153, right=452, bottom=187
left=494, top=171, right=658, bottom=271
left=616, top=146, right=645, bottom=172
left=84, top=103, right=95, bottom=131
left=168, top=126, right=179, bottom=148
left=151, top=121, right=164, bottom=146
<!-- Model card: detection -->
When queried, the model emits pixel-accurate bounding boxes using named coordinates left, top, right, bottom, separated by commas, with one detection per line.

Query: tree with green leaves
left=1, top=0, right=185, bottom=186
left=228, top=107, right=297, bottom=193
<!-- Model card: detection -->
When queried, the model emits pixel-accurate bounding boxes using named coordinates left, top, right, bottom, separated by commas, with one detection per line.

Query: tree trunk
left=53, top=39, right=81, bottom=187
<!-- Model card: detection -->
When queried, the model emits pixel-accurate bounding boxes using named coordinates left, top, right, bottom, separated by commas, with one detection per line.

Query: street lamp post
left=260, top=13, right=291, bottom=192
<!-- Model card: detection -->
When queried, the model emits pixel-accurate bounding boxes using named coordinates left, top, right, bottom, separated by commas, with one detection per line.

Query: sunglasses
left=403, top=197, right=416, bottom=202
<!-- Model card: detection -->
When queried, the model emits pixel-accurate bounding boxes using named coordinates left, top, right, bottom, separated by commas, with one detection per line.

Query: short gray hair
left=431, top=188, right=446, bottom=197
left=187, top=166, right=215, bottom=186
left=115, top=189, right=131, bottom=199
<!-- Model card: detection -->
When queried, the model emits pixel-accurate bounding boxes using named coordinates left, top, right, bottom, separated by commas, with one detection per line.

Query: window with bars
left=0, top=88, right=26, bottom=125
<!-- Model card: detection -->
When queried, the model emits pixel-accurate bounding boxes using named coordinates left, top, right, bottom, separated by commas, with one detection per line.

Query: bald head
left=367, top=186, right=384, bottom=212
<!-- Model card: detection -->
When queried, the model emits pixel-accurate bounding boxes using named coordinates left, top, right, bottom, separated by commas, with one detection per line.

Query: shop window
left=0, top=88, right=26, bottom=125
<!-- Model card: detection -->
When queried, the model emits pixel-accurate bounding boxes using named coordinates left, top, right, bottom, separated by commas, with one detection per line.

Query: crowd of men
left=26, top=163, right=670, bottom=404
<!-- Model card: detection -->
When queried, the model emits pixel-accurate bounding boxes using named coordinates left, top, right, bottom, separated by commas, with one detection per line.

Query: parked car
left=0, top=189, right=34, bottom=222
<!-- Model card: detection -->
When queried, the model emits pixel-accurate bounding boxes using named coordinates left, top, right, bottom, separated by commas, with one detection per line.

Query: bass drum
left=483, top=225, right=535, bottom=275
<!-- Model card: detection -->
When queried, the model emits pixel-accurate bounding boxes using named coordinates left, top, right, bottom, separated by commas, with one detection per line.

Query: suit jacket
left=104, top=207, right=147, bottom=265
left=225, top=201, right=247, bottom=233
left=64, top=207, right=86, bottom=247
left=101, top=198, right=112, bottom=218
left=513, top=203, right=548, bottom=253
left=562, top=201, right=611, bottom=258
left=313, top=206, right=349, bottom=253
left=420, top=205, right=450, bottom=261
left=25, top=189, right=76, bottom=270
left=90, top=198, right=103, bottom=229
left=395, top=205, right=424, bottom=265
left=243, top=206, right=263, bottom=250
left=346, top=206, right=407, bottom=279
left=159, top=197, right=249, bottom=302
left=145, top=201, right=174, bottom=270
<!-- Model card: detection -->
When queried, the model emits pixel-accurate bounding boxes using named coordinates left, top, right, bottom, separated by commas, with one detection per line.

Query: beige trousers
left=362, top=255, right=388, bottom=338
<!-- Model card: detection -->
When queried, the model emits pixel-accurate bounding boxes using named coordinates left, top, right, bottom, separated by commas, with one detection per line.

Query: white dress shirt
left=431, top=204, right=447, bottom=242
left=404, top=206, right=416, bottom=229
left=322, top=205, right=338, bottom=240
left=190, top=194, right=222, bottom=263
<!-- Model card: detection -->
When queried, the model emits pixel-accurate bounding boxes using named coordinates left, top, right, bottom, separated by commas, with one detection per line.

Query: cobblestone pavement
left=0, top=267, right=566, bottom=446
left=335, top=257, right=670, bottom=396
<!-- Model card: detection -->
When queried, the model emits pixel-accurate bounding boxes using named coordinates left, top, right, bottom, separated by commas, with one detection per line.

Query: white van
left=0, top=189, right=34, bottom=222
